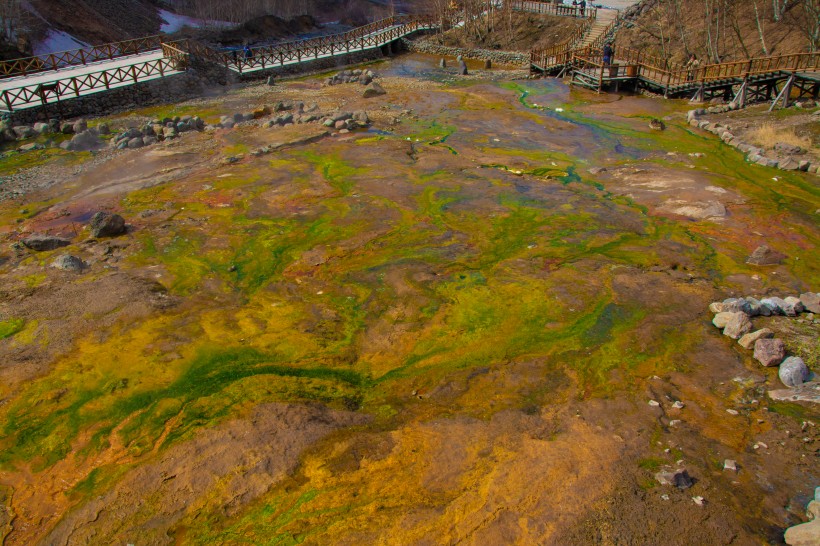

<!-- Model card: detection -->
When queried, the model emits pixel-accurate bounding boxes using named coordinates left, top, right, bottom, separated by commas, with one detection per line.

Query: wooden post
left=3, top=90, right=13, bottom=111
left=780, top=73, right=794, bottom=109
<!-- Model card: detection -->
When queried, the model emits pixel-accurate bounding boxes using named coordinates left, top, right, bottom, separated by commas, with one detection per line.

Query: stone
left=649, top=119, right=666, bottom=130
left=97, top=123, right=110, bottom=135
left=18, top=142, right=43, bottom=152
left=723, top=312, right=753, bottom=339
left=739, top=328, right=774, bottom=350
left=723, top=459, right=737, bottom=472
left=66, top=130, right=104, bottom=152
left=746, top=245, right=786, bottom=265
left=363, top=83, right=386, bottom=98
left=779, top=157, right=800, bottom=171
left=21, top=234, right=71, bottom=251
left=712, top=312, right=735, bottom=329
left=774, top=142, right=804, bottom=155
left=655, top=469, right=694, bottom=489
left=163, top=127, right=177, bottom=139
left=13, top=125, right=36, bottom=139
left=798, top=160, right=810, bottom=172
left=708, top=302, right=725, bottom=313
left=459, top=61, right=468, bottom=75
left=33, top=122, right=51, bottom=134
left=73, top=119, right=87, bottom=133
left=143, top=136, right=158, bottom=146
left=761, top=296, right=797, bottom=316
left=51, top=254, right=84, bottom=272
left=785, top=516, right=820, bottom=545
left=768, top=381, right=820, bottom=403
left=266, top=75, right=275, bottom=85
left=60, top=122, right=75, bottom=134
left=722, top=298, right=752, bottom=315
left=753, top=338, right=785, bottom=367
left=439, top=58, right=447, bottom=68
left=484, top=59, right=492, bottom=69
left=779, top=357, right=810, bottom=387
left=127, top=137, right=144, bottom=149
left=89, top=212, right=126, bottom=238
left=784, top=296, right=805, bottom=314
left=800, top=292, right=820, bottom=314
left=253, top=106, right=271, bottom=119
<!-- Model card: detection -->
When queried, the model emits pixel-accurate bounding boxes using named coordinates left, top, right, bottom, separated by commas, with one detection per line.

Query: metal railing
left=510, top=0, right=597, bottom=19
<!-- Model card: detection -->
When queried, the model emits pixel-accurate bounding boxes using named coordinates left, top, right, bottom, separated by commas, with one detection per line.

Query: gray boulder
left=97, top=123, right=110, bottom=135
left=21, top=234, right=71, bottom=251
left=723, top=312, right=753, bottom=339
left=655, top=469, right=694, bottom=489
left=774, top=142, right=804, bottom=155
left=363, top=83, right=386, bottom=98
left=51, top=254, right=84, bottom=272
left=127, top=137, right=144, bottom=149
left=784, top=296, right=805, bottom=314
left=753, top=338, right=785, bottom=367
left=33, top=122, right=51, bottom=134
left=800, top=292, right=820, bottom=314
left=738, top=328, right=773, bottom=350
left=722, top=298, right=753, bottom=315
left=60, top=122, right=75, bottom=134
left=13, top=125, right=36, bottom=139
left=89, top=212, right=126, bottom=238
left=761, top=296, right=797, bottom=316
left=779, top=356, right=810, bottom=387
left=73, top=119, right=88, bottom=133
left=712, top=312, right=734, bottom=329
left=66, top=130, right=104, bottom=152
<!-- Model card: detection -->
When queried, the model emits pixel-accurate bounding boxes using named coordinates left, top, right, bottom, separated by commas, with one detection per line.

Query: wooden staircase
left=578, top=8, right=617, bottom=48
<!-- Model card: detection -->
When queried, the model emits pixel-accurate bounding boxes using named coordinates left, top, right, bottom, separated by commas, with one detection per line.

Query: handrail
left=0, top=35, right=164, bottom=79
left=509, top=0, right=597, bottom=19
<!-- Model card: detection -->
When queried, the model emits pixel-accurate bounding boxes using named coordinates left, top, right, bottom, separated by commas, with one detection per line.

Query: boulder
left=723, top=312, right=753, bottom=339
left=253, top=106, right=271, bottom=119
left=51, top=254, right=84, bottom=272
left=753, top=338, right=785, bottom=367
left=800, top=292, right=820, bottom=314
left=722, top=298, right=752, bottom=315
left=66, top=130, right=104, bottom=152
left=73, top=119, right=87, bottom=133
left=779, top=157, right=800, bottom=171
left=33, top=122, right=51, bottom=134
left=761, top=296, right=798, bottom=316
left=97, top=123, right=110, bottom=135
left=439, top=58, right=447, bottom=68
left=13, top=125, right=36, bottom=139
left=746, top=245, right=786, bottom=265
left=784, top=296, right=805, bottom=314
left=739, top=328, right=773, bottom=350
left=774, top=142, right=804, bottom=155
left=127, top=137, right=144, bottom=149
left=708, top=302, right=725, bottom=313
left=89, top=212, right=126, bottom=238
left=712, top=312, right=735, bottom=329
left=363, top=82, right=387, bottom=98
left=163, top=127, right=177, bottom=139
left=21, top=234, right=71, bottom=251
left=779, top=357, right=810, bottom=387
left=655, top=469, right=694, bottom=489
left=459, top=61, right=468, bottom=75
left=60, top=122, right=75, bottom=134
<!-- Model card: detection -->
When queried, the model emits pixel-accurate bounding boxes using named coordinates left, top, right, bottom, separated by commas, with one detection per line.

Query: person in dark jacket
left=603, top=43, right=613, bottom=67
left=243, top=45, right=252, bottom=60
left=579, top=0, right=586, bottom=16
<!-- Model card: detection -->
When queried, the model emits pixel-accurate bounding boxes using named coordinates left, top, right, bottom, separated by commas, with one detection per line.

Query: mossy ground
left=0, top=61, right=817, bottom=544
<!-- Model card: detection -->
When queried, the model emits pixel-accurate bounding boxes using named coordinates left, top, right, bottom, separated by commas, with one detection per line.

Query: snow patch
left=34, top=29, right=89, bottom=56
left=159, top=9, right=233, bottom=33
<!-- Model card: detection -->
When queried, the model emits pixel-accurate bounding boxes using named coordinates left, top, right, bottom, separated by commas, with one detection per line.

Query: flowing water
left=0, top=54, right=817, bottom=545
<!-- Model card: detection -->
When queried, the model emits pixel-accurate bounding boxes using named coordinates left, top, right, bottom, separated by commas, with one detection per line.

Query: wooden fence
left=0, top=57, right=182, bottom=111
left=510, top=0, right=596, bottom=19
left=0, top=36, right=164, bottom=79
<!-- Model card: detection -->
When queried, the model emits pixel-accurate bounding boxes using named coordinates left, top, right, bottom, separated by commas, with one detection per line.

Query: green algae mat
left=0, top=59, right=818, bottom=544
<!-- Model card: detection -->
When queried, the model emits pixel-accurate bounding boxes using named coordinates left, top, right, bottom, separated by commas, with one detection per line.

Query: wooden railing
left=529, top=14, right=595, bottom=69
left=510, top=0, right=597, bottom=19
left=0, top=35, right=164, bottom=79
left=0, top=57, right=180, bottom=111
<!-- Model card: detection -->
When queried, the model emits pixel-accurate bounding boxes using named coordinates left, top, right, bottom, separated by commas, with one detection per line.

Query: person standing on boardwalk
left=244, top=45, right=252, bottom=60
left=685, top=53, right=699, bottom=81
left=603, top=42, right=613, bottom=67
left=579, top=0, right=586, bottom=16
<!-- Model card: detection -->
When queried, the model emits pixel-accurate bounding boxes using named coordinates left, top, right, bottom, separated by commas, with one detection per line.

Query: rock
left=739, top=328, right=774, bottom=350
left=66, top=130, right=104, bottom=152
left=712, top=312, right=735, bottom=329
left=21, top=234, right=71, bottom=251
left=723, top=459, right=737, bottom=472
left=744, top=297, right=765, bottom=316
left=709, top=302, right=725, bottom=313
left=784, top=296, right=805, bottom=314
left=253, top=106, right=271, bottom=119
left=768, top=381, right=820, bottom=403
left=127, top=137, right=144, bottom=149
left=73, top=119, right=87, bottom=133
left=163, top=127, right=177, bottom=139
left=774, top=142, right=804, bottom=155
left=33, top=122, right=51, bottom=134
left=779, top=157, right=801, bottom=171
left=266, top=76, right=276, bottom=85
left=723, top=312, right=752, bottom=339
left=51, top=254, right=84, bottom=272
left=143, top=136, right=158, bottom=146
left=798, top=160, right=810, bottom=172
left=89, top=212, right=126, bottom=238
left=484, top=59, right=492, bottom=69
left=439, top=58, right=446, bottom=68
left=97, top=123, right=110, bottom=135
left=363, top=83, right=386, bottom=98
left=753, top=338, right=785, bottom=367
left=785, top=515, right=820, bottom=545
left=800, top=292, right=820, bottom=314
left=655, top=469, right=694, bottom=489
left=13, top=125, right=36, bottom=139
left=60, top=122, right=75, bottom=134
left=722, top=298, right=752, bottom=315
left=459, top=61, right=468, bottom=75
left=746, top=245, right=786, bottom=265
left=779, top=357, right=810, bottom=387
left=761, top=296, right=798, bottom=316
left=18, top=142, right=44, bottom=152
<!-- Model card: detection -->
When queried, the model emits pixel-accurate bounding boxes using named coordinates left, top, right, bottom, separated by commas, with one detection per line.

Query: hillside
left=617, top=0, right=816, bottom=64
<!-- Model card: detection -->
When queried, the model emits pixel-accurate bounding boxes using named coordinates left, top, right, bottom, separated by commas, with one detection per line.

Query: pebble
left=672, top=401, right=685, bottom=409
left=648, top=400, right=660, bottom=407
left=692, top=496, right=705, bottom=506
left=726, top=409, right=739, bottom=415
left=723, top=459, right=737, bottom=472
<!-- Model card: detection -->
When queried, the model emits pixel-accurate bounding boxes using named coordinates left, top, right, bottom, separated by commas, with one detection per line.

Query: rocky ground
left=0, top=55, right=818, bottom=545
